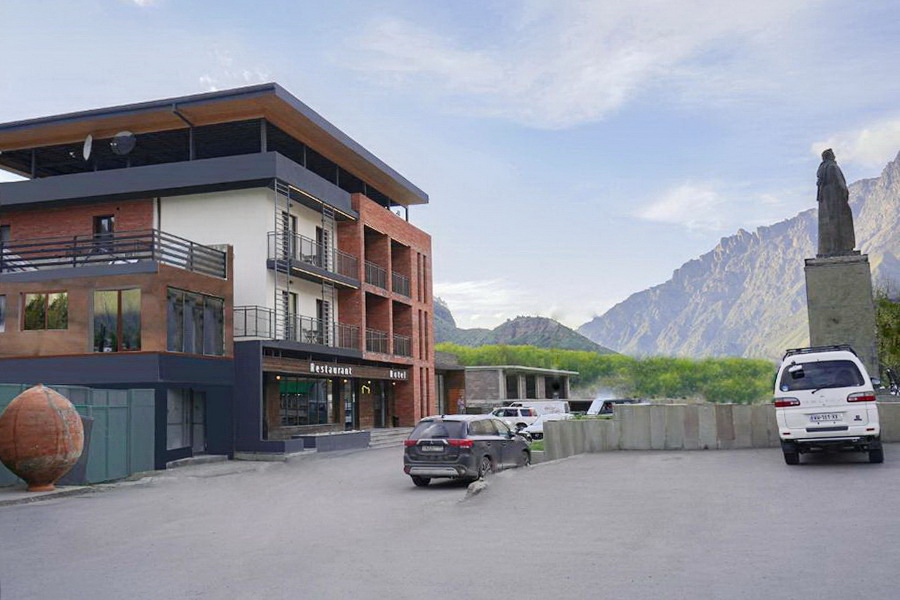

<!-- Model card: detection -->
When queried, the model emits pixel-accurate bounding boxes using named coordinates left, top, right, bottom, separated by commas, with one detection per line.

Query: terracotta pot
left=0, top=384, right=84, bottom=492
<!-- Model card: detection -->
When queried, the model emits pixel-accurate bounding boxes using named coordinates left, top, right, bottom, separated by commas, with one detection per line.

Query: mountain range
left=577, top=151, right=900, bottom=360
left=434, top=298, right=614, bottom=353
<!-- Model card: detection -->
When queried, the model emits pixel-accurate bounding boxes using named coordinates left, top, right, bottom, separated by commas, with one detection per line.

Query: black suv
left=403, top=415, right=531, bottom=487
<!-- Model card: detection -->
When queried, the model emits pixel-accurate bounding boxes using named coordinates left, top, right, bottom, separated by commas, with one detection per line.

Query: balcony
left=365, top=328, right=389, bottom=354
left=365, top=261, right=387, bottom=290
left=0, top=229, right=227, bottom=278
left=267, top=231, right=358, bottom=281
left=234, top=305, right=360, bottom=350
left=393, top=334, right=412, bottom=357
left=392, top=271, right=410, bottom=298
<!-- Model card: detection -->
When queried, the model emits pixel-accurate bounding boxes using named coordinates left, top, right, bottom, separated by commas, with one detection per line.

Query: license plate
left=810, top=413, right=841, bottom=423
left=420, top=445, right=444, bottom=452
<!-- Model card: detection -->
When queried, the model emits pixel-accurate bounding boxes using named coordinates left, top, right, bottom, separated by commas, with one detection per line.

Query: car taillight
left=404, top=439, right=417, bottom=447
left=847, top=392, right=877, bottom=402
left=773, top=397, right=800, bottom=408
left=447, top=439, right=474, bottom=448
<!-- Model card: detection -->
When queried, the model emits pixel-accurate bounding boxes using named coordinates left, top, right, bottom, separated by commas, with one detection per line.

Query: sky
left=2, top=1, right=900, bottom=329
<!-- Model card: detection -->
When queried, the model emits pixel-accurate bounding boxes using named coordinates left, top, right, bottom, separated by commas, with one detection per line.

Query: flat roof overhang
left=0, top=83, right=428, bottom=207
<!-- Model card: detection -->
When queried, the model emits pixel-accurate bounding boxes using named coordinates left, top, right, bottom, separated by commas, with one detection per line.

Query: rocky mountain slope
left=435, top=298, right=614, bottom=353
left=578, top=152, right=900, bottom=360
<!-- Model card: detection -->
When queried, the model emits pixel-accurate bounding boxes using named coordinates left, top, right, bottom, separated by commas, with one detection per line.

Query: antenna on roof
left=110, top=131, right=136, bottom=156
left=82, top=134, right=93, bottom=161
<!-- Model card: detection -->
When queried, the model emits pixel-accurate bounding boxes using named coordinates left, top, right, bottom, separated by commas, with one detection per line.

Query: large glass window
left=525, top=375, right=537, bottom=399
left=279, top=377, right=330, bottom=426
left=166, top=288, right=224, bottom=355
left=93, top=289, right=141, bottom=352
left=0, top=295, right=5, bottom=332
left=23, top=292, right=67, bottom=330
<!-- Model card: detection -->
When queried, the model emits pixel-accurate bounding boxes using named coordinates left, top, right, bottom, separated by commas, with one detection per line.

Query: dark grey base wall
left=0, top=353, right=235, bottom=471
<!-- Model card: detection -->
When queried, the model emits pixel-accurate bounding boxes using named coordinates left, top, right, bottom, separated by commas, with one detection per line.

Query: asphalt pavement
left=1, top=446, right=899, bottom=599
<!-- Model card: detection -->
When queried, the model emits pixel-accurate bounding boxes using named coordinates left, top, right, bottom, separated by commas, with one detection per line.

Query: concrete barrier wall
left=544, top=402, right=900, bottom=462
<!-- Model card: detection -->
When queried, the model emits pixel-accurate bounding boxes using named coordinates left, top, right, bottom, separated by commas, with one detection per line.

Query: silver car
left=403, top=415, right=531, bottom=487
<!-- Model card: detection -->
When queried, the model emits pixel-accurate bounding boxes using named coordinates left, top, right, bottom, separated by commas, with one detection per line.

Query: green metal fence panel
left=0, top=384, right=155, bottom=487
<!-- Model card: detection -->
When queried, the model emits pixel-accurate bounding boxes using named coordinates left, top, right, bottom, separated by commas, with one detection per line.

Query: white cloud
left=435, top=279, right=530, bottom=328
left=198, top=47, right=270, bottom=91
left=811, top=117, right=900, bottom=169
left=127, top=0, right=158, bottom=6
left=636, top=182, right=728, bottom=231
left=345, top=1, right=816, bottom=128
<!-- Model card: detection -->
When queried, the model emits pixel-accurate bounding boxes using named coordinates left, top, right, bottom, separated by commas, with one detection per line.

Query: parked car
left=490, top=406, right=539, bottom=430
left=520, top=412, right=574, bottom=440
left=403, top=415, right=531, bottom=487
left=774, top=345, right=882, bottom=465
left=586, top=398, right=649, bottom=416
left=507, top=400, right=570, bottom=415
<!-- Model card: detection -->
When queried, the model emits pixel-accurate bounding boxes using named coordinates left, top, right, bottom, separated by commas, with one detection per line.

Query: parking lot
left=2, top=445, right=899, bottom=599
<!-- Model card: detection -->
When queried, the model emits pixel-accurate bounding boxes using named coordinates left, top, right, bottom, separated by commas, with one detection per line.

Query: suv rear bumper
left=782, top=435, right=881, bottom=453
left=404, top=455, right=478, bottom=479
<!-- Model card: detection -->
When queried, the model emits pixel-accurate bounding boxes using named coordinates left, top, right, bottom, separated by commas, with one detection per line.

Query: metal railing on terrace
left=234, top=305, right=360, bottom=350
left=0, top=229, right=227, bottom=278
left=267, top=231, right=358, bottom=280
left=365, top=328, right=389, bottom=354
left=393, top=333, right=411, bottom=357
left=392, top=271, right=411, bottom=297
left=365, top=261, right=387, bottom=290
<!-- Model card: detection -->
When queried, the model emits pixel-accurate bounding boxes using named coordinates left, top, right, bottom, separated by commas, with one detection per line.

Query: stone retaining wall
left=543, top=403, right=900, bottom=462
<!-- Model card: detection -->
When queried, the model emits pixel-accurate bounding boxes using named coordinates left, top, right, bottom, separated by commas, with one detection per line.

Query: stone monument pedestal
left=804, top=252, right=878, bottom=375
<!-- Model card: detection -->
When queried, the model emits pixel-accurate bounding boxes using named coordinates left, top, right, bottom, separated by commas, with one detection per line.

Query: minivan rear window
left=410, top=420, right=465, bottom=439
left=779, top=360, right=864, bottom=391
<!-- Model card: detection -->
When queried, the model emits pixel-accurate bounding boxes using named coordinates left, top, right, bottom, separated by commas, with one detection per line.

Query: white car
left=774, top=345, right=882, bottom=465
left=521, top=413, right=574, bottom=440
left=490, top=407, right=539, bottom=430
left=586, top=398, right=649, bottom=416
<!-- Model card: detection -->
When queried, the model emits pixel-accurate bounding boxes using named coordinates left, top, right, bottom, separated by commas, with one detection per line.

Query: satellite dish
left=110, top=131, right=136, bottom=156
left=82, top=134, right=93, bottom=161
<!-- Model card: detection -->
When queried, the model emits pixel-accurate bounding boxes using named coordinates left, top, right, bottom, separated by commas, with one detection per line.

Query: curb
left=0, top=485, right=95, bottom=508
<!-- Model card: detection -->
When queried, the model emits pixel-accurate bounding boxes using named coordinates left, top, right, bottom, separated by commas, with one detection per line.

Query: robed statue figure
left=816, top=148, right=856, bottom=256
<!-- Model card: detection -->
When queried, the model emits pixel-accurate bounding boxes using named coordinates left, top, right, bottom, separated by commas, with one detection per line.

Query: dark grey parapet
left=0, top=151, right=357, bottom=218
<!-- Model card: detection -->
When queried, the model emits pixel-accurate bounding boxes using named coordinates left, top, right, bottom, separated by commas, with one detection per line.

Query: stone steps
left=368, top=428, right=414, bottom=449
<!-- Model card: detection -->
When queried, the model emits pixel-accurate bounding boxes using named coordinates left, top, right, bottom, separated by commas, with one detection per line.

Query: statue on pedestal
left=817, top=148, right=856, bottom=256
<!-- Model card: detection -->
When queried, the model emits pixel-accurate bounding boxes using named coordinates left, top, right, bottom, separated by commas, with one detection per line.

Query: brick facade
left=334, top=194, right=435, bottom=426
left=0, top=198, right=153, bottom=241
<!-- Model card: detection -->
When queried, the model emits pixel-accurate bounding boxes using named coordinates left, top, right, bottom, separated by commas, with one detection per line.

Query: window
left=0, top=225, right=9, bottom=243
left=93, top=289, right=141, bottom=352
left=506, top=374, right=519, bottom=400
left=525, top=375, right=537, bottom=399
left=0, top=295, right=5, bottom=332
left=93, top=215, right=115, bottom=237
left=166, top=288, right=225, bottom=355
left=279, top=377, right=330, bottom=426
left=23, top=292, right=68, bottom=330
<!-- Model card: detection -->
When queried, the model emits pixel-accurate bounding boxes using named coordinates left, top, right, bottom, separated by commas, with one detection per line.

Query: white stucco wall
left=158, top=187, right=338, bottom=319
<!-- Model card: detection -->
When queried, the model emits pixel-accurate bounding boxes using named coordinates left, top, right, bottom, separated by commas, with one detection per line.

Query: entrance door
left=343, top=381, right=357, bottom=430
left=192, top=392, right=206, bottom=453
left=373, top=382, right=387, bottom=428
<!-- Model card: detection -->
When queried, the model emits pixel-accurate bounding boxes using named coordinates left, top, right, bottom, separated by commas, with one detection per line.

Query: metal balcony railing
left=267, top=231, right=358, bottom=280
left=234, top=306, right=360, bottom=350
left=365, top=328, right=389, bottom=354
left=365, top=261, right=387, bottom=290
left=393, top=334, right=412, bottom=357
left=392, top=272, right=411, bottom=297
left=0, top=229, right=227, bottom=278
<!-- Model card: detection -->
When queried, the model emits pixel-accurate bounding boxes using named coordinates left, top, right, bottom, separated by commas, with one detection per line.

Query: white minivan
left=773, top=345, right=882, bottom=465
